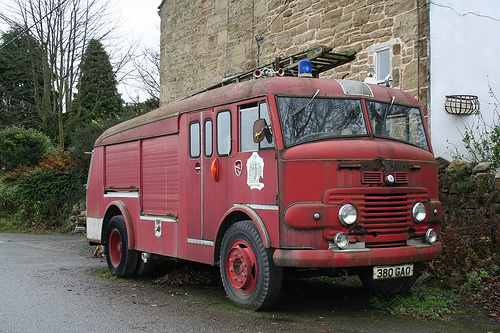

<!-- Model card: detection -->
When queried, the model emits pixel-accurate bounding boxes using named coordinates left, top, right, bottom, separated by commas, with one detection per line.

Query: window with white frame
left=375, top=48, right=391, bottom=83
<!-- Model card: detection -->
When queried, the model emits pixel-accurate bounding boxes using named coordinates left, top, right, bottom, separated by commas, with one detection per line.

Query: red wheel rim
left=108, top=228, right=122, bottom=267
left=225, top=239, right=258, bottom=295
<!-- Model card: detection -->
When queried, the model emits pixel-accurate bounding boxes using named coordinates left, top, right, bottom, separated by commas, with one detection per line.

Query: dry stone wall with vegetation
left=438, top=158, right=500, bottom=219
left=433, top=158, right=499, bottom=321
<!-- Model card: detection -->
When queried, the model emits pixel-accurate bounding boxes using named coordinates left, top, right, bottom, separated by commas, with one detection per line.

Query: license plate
left=373, top=264, right=414, bottom=280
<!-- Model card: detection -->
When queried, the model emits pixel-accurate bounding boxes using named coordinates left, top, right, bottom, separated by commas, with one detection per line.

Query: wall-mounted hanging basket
left=445, top=95, right=479, bottom=115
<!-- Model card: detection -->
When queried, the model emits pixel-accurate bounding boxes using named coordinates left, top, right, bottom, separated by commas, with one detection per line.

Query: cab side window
left=189, top=121, right=200, bottom=158
left=204, top=119, right=213, bottom=157
left=217, top=110, right=231, bottom=156
left=239, top=102, right=273, bottom=152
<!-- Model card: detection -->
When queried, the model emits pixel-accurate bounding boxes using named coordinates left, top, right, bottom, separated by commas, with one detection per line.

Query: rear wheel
left=358, top=262, right=422, bottom=295
left=105, top=215, right=138, bottom=277
left=220, top=221, right=282, bottom=310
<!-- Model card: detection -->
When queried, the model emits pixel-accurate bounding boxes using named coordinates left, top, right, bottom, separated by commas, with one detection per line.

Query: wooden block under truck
left=86, top=46, right=442, bottom=310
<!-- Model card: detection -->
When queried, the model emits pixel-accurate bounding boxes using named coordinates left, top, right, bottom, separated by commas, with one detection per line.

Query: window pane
left=259, top=102, right=274, bottom=149
left=189, top=122, right=200, bottom=158
left=376, top=48, right=390, bottom=81
left=217, top=111, right=231, bottom=155
left=240, top=106, right=259, bottom=152
left=204, top=119, right=212, bottom=157
left=276, top=97, right=367, bottom=146
left=366, top=101, right=429, bottom=151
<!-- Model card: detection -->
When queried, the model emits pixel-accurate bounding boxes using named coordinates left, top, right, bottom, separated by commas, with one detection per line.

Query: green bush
left=13, top=167, right=86, bottom=227
left=0, top=182, right=21, bottom=214
left=0, top=126, right=54, bottom=172
left=0, top=150, right=87, bottom=228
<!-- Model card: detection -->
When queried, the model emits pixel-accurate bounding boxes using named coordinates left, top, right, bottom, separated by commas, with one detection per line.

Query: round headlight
left=426, top=228, right=437, bottom=244
left=412, top=202, right=426, bottom=223
left=334, top=232, right=349, bottom=249
left=338, top=204, right=357, bottom=226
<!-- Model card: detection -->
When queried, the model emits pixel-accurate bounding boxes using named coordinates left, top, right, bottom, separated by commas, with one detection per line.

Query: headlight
left=334, top=232, right=349, bottom=249
left=412, top=202, right=426, bottom=223
left=338, top=204, right=357, bottom=226
left=426, top=228, right=437, bottom=244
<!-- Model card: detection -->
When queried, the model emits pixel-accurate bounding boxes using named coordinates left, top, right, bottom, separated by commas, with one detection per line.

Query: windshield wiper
left=383, top=96, right=395, bottom=123
left=291, top=89, right=320, bottom=117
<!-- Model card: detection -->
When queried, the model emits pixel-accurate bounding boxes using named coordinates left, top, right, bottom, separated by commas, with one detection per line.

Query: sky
left=117, top=0, right=161, bottom=51
left=110, top=0, right=161, bottom=101
left=0, top=0, right=161, bottom=102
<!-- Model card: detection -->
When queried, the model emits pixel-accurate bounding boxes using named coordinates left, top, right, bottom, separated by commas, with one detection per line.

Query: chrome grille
left=360, top=193, right=411, bottom=230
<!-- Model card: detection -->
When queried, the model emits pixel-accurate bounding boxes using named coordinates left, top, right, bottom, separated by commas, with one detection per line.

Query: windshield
left=366, top=101, right=429, bottom=151
left=276, top=96, right=367, bottom=146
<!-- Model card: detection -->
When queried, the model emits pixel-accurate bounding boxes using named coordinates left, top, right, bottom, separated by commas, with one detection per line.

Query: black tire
left=358, top=262, right=422, bottom=295
left=135, top=252, right=155, bottom=278
left=220, top=221, right=282, bottom=310
left=105, top=215, right=138, bottom=278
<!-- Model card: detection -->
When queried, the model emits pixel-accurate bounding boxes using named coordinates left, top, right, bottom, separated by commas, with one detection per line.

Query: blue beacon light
left=298, top=59, right=312, bottom=77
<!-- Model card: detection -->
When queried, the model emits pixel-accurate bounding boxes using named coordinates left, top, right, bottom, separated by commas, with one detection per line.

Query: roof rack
left=189, top=45, right=356, bottom=96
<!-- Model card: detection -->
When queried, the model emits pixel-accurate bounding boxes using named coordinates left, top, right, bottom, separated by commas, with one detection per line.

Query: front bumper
left=273, top=242, right=441, bottom=268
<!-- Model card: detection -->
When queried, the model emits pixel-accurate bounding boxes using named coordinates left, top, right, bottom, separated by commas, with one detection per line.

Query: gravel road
left=0, top=233, right=497, bottom=333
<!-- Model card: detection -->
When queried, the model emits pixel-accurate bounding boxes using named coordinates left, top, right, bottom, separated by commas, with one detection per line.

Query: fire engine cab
left=86, top=46, right=442, bottom=310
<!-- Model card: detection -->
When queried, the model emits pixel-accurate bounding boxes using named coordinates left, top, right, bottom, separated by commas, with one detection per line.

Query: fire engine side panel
left=176, top=112, right=192, bottom=261
left=86, top=147, right=105, bottom=242
left=105, top=142, right=140, bottom=189
left=221, top=150, right=280, bottom=246
left=133, top=135, right=180, bottom=257
left=141, top=135, right=179, bottom=215
left=103, top=142, right=142, bottom=248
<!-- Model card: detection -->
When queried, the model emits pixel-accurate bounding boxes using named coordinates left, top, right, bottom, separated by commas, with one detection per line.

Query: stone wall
left=438, top=158, right=500, bottom=219
left=159, top=0, right=429, bottom=113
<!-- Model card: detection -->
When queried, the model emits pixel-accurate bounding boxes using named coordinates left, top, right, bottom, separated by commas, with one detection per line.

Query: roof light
left=298, top=59, right=312, bottom=77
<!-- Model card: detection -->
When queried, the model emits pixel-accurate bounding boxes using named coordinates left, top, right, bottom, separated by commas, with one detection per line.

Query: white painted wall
left=429, top=0, right=500, bottom=161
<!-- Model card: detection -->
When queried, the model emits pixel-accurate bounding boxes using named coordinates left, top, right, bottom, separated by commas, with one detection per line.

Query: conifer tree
left=0, top=28, right=45, bottom=130
left=74, top=39, right=123, bottom=123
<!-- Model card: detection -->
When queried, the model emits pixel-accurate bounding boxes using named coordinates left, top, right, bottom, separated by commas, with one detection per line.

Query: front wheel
left=358, top=262, right=422, bottom=295
left=105, top=215, right=138, bottom=277
left=220, top=221, right=282, bottom=310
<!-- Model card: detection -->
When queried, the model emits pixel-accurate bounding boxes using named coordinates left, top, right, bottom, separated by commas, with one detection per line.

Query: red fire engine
left=86, top=46, right=442, bottom=310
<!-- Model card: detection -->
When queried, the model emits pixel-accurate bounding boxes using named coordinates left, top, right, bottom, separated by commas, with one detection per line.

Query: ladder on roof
left=195, top=45, right=356, bottom=95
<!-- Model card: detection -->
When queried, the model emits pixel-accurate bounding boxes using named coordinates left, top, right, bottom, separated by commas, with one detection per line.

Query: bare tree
left=132, top=46, right=160, bottom=101
left=0, top=0, right=115, bottom=147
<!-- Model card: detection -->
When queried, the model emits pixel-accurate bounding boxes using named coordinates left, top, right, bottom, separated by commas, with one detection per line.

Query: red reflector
left=211, top=159, right=219, bottom=182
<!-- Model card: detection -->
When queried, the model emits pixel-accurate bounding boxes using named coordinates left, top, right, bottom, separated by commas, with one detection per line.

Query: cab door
left=185, top=112, right=203, bottom=240
left=201, top=107, right=233, bottom=242
left=202, top=100, right=279, bottom=244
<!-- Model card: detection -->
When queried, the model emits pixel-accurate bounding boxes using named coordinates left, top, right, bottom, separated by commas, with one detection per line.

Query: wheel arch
left=103, top=201, right=135, bottom=249
left=214, top=205, right=271, bottom=264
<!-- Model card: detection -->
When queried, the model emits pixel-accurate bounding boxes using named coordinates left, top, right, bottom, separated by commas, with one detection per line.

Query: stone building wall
left=159, top=0, right=429, bottom=114
left=438, top=158, right=500, bottom=223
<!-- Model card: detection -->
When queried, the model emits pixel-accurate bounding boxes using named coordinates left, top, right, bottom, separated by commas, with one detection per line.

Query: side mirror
left=253, top=118, right=268, bottom=143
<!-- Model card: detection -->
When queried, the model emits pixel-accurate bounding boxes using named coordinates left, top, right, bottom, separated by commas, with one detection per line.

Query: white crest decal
left=246, top=152, right=264, bottom=190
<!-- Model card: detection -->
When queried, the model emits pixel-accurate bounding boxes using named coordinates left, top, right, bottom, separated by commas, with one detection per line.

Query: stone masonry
left=159, top=0, right=429, bottom=115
